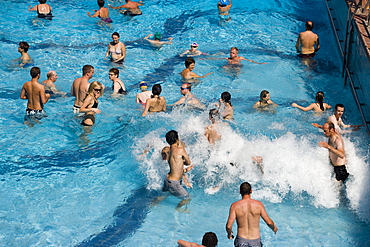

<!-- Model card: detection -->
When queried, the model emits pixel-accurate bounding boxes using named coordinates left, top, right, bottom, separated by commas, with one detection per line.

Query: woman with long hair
left=218, top=91, right=233, bottom=120
left=80, top=81, right=104, bottom=126
left=142, top=84, right=166, bottom=116
left=291, top=91, right=331, bottom=112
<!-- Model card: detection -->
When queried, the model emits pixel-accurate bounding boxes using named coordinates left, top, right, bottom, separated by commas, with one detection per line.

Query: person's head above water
left=202, top=232, right=218, bottom=247
left=38, top=0, right=47, bottom=4
left=98, top=0, right=105, bottom=7
left=30, top=67, right=41, bottom=78
left=166, top=130, right=179, bottom=145
left=209, top=108, right=220, bottom=121
left=219, top=0, right=230, bottom=6
left=139, top=81, right=148, bottom=91
left=151, top=84, right=162, bottom=96
left=221, top=91, right=231, bottom=104
left=185, top=57, right=195, bottom=68
left=19, top=42, right=30, bottom=53
left=240, top=182, right=252, bottom=196
left=82, top=65, right=94, bottom=76
left=259, top=90, right=270, bottom=101
left=306, top=21, right=314, bottom=31
left=154, top=32, right=162, bottom=40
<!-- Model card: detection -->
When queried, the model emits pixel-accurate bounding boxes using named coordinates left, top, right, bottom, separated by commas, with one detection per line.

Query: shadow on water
left=76, top=186, right=159, bottom=247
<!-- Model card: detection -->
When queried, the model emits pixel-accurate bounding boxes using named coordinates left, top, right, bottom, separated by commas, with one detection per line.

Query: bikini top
left=110, top=44, right=122, bottom=55
left=92, top=100, right=98, bottom=108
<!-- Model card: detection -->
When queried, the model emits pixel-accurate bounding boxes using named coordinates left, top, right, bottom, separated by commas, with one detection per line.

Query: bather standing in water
left=180, top=58, right=213, bottom=81
left=142, top=84, right=166, bottom=116
left=171, top=83, right=205, bottom=109
left=87, top=0, right=112, bottom=23
left=17, top=42, right=32, bottom=67
left=296, top=21, right=320, bottom=58
left=109, top=0, right=143, bottom=16
left=109, top=68, right=126, bottom=95
left=106, top=32, right=126, bottom=63
left=291, top=91, right=331, bottom=112
left=136, top=81, right=152, bottom=106
left=71, top=65, right=95, bottom=113
left=217, top=92, right=234, bottom=120
left=253, top=90, right=277, bottom=108
left=205, top=109, right=222, bottom=144
left=163, top=130, right=193, bottom=211
left=80, top=81, right=104, bottom=126
left=218, top=0, right=232, bottom=21
left=41, top=70, right=66, bottom=96
left=226, top=47, right=266, bottom=65
left=28, top=0, right=52, bottom=18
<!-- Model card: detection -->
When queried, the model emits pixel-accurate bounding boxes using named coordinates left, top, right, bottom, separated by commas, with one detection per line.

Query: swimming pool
left=0, top=0, right=370, bottom=246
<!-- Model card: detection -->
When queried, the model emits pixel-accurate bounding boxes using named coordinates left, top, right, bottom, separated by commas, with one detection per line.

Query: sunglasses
left=94, top=88, right=102, bottom=92
left=180, top=87, right=190, bottom=90
left=191, top=46, right=197, bottom=48
left=109, top=73, right=115, bottom=76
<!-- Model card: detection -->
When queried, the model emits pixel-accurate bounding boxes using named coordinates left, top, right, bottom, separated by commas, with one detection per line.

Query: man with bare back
left=71, top=65, right=94, bottom=113
left=226, top=182, right=278, bottom=247
left=296, top=21, right=320, bottom=58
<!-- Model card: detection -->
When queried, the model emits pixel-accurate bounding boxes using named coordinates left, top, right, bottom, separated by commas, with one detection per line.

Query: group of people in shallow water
left=20, top=1, right=365, bottom=246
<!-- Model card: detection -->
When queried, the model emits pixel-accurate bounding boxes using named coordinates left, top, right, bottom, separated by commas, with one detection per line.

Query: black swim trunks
left=298, top=53, right=315, bottom=58
left=334, top=165, right=349, bottom=182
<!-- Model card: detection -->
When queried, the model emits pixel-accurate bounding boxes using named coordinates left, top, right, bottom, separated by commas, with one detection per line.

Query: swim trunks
left=73, top=105, right=81, bottom=113
left=100, top=17, right=113, bottom=23
left=162, top=176, right=189, bottom=199
left=298, top=53, right=315, bottom=58
left=122, top=10, right=142, bottom=16
left=25, top=108, right=47, bottom=120
left=234, top=236, right=262, bottom=247
left=334, top=165, right=349, bottom=182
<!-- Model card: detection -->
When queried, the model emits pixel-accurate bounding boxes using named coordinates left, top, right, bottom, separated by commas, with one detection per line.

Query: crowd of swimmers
left=18, top=1, right=365, bottom=246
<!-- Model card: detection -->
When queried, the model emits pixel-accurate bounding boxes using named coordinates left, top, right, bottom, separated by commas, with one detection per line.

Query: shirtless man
left=226, top=47, right=266, bottom=65
left=109, top=0, right=143, bottom=16
left=226, top=182, right=278, bottom=247
left=20, top=67, right=50, bottom=120
left=296, top=21, right=320, bottom=58
left=144, top=32, right=173, bottom=48
left=180, top=58, right=213, bottom=81
left=253, top=90, right=277, bottom=108
left=18, top=42, right=32, bottom=67
left=71, top=65, right=94, bottom=113
left=205, top=109, right=222, bottom=144
left=171, top=83, right=205, bottom=109
left=42, top=70, right=65, bottom=96
left=318, top=122, right=349, bottom=182
left=312, top=104, right=363, bottom=134
left=163, top=130, right=194, bottom=210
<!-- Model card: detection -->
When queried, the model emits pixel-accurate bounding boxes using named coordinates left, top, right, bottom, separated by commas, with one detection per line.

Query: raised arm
left=291, top=102, right=315, bottom=112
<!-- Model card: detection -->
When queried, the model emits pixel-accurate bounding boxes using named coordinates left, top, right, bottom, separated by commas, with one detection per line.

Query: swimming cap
left=154, top=32, right=162, bottom=40
left=191, top=42, right=198, bottom=47
left=140, top=81, right=148, bottom=89
left=219, top=0, right=230, bottom=5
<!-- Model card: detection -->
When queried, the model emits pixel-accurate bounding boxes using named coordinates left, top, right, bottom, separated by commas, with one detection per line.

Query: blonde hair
left=87, top=81, right=104, bottom=96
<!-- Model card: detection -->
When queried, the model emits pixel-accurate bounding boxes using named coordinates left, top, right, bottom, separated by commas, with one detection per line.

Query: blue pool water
left=1, top=0, right=370, bottom=246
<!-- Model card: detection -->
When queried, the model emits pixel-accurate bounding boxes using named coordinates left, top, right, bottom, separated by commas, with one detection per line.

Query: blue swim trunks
left=234, top=236, right=262, bottom=247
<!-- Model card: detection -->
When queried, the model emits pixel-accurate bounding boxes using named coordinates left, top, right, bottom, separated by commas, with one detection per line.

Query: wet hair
left=19, top=42, right=30, bottom=53
left=82, top=65, right=94, bottom=76
left=209, top=109, right=220, bottom=121
left=39, top=0, right=47, bottom=4
left=165, top=130, right=179, bottom=145
left=47, top=71, right=55, bottom=79
left=151, top=84, right=162, bottom=97
left=98, top=0, right=105, bottom=7
left=306, top=21, right=314, bottom=31
left=112, top=32, right=120, bottom=38
left=221, top=92, right=232, bottom=106
left=315, top=91, right=324, bottom=111
left=30, top=67, right=40, bottom=78
left=260, top=90, right=269, bottom=100
left=109, top=68, right=119, bottom=77
left=185, top=58, right=195, bottom=68
left=335, top=103, right=345, bottom=110
left=230, top=47, right=239, bottom=53
left=240, top=182, right=252, bottom=196
left=182, top=83, right=191, bottom=92
left=328, top=122, right=335, bottom=130
left=202, top=232, right=218, bottom=247
left=87, top=81, right=104, bottom=96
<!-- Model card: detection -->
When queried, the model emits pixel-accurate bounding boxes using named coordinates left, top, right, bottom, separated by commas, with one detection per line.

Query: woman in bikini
left=291, top=91, right=331, bottom=112
left=80, top=81, right=104, bottom=126
left=142, top=84, right=166, bottom=116
left=28, top=0, right=52, bottom=18
left=217, top=91, right=234, bottom=120
left=87, top=0, right=112, bottom=23
left=109, top=68, right=126, bottom=95
left=106, top=32, right=126, bottom=63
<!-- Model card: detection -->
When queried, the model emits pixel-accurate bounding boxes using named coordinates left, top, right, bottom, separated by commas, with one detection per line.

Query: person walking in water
left=226, top=182, right=278, bottom=247
left=296, top=21, right=320, bottom=58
